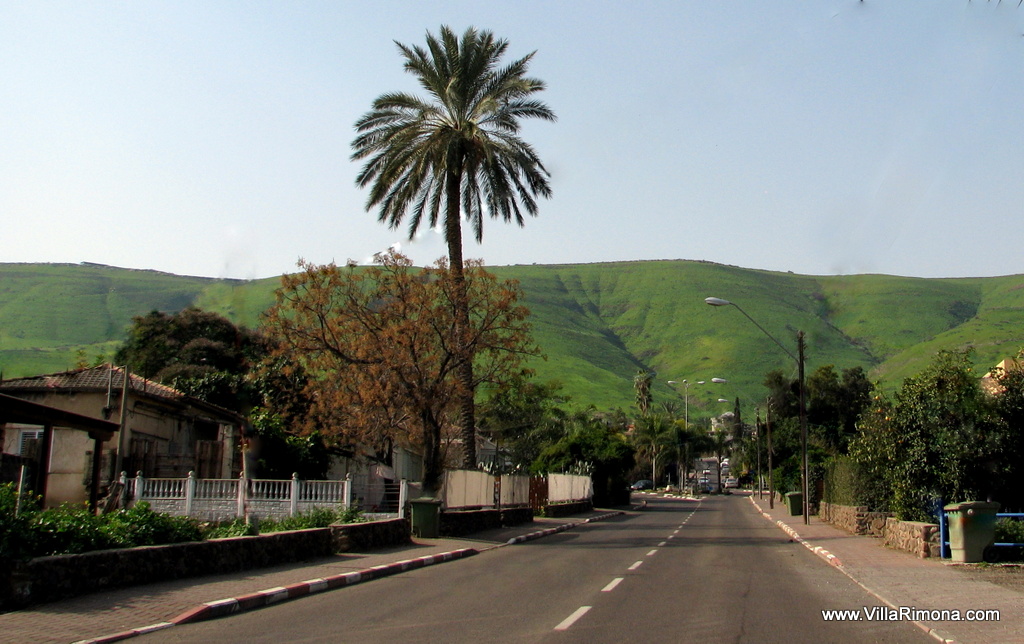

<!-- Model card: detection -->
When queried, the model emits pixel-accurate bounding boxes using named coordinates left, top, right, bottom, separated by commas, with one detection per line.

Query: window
left=19, top=429, right=43, bottom=456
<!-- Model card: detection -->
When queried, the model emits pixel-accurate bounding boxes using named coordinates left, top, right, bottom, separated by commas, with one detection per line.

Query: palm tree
left=352, top=25, right=555, bottom=469
left=631, top=413, right=675, bottom=487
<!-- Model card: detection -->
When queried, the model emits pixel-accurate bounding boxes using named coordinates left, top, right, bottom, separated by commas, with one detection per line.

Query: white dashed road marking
left=602, top=578, right=624, bottom=592
left=554, top=606, right=592, bottom=631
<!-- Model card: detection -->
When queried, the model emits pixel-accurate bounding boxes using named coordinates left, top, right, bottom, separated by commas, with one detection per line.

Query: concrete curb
left=505, top=511, right=624, bottom=545
left=746, top=496, right=958, bottom=644
left=72, top=548, right=479, bottom=644
left=746, top=495, right=843, bottom=567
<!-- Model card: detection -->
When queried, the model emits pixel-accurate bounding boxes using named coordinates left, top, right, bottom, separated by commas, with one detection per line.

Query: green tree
left=114, top=306, right=262, bottom=404
left=630, top=413, right=675, bottom=486
left=806, top=365, right=873, bottom=453
left=352, top=25, right=555, bottom=469
left=533, top=408, right=634, bottom=506
left=850, top=350, right=996, bottom=520
left=477, top=378, right=569, bottom=472
left=633, top=370, right=653, bottom=417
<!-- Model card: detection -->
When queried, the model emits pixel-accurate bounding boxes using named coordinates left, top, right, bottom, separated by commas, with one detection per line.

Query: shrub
left=338, top=506, right=366, bottom=524
left=0, top=483, right=38, bottom=562
left=996, top=517, right=1024, bottom=544
left=102, top=502, right=202, bottom=546
left=200, top=518, right=258, bottom=539
left=31, top=504, right=116, bottom=556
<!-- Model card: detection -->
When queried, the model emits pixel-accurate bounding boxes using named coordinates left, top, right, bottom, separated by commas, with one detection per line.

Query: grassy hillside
left=3, top=261, right=1023, bottom=417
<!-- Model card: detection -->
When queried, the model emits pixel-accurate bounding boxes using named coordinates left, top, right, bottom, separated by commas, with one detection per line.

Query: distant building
left=980, top=358, right=1023, bottom=396
left=0, top=364, right=242, bottom=507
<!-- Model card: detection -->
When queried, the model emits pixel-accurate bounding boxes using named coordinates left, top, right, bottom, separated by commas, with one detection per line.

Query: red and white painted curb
left=747, top=496, right=844, bottom=568
left=76, top=512, right=626, bottom=644
left=73, top=549, right=479, bottom=644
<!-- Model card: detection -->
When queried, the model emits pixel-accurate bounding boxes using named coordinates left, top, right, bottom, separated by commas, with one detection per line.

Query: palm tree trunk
left=445, top=168, right=477, bottom=470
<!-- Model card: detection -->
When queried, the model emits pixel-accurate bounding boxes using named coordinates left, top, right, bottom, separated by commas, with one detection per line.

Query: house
left=0, top=393, right=119, bottom=510
left=0, top=364, right=243, bottom=507
left=980, top=358, right=1023, bottom=396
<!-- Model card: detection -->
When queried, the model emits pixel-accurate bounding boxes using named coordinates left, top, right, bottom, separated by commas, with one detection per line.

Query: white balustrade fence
left=121, top=469, right=591, bottom=519
left=121, top=471, right=407, bottom=522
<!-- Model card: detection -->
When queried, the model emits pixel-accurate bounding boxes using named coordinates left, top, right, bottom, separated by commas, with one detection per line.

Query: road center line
left=667, top=535, right=674, bottom=540
left=628, top=560, right=643, bottom=570
left=554, top=606, right=592, bottom=631
left=658, top=541, right=667, bottom=547
left=646, top=549, right=658, bottom=556
left=602, top=577, right=624, bottom=592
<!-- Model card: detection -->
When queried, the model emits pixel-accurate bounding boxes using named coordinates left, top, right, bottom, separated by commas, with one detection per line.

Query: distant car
left=631, top=479, right=654, bottom=491
left=724, top=477, right=739, bottom=489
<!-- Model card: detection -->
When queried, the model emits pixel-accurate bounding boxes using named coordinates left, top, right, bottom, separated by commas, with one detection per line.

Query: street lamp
left=705, top=296, right=809, bottom=525
left=667, top=378, right=710, bottom=494
left=666, top=379, right=704, bottom=430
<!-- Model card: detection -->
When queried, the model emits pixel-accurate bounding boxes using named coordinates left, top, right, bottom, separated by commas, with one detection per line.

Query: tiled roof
left=0, top=364, right=184, bottom=402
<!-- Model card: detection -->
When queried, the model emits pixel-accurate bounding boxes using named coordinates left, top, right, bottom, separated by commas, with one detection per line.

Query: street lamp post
left=667, top=379, right=705, bottom=430
left=667, top=379, right=704, bottom=493
left=705, top=297, right=809, bottom=525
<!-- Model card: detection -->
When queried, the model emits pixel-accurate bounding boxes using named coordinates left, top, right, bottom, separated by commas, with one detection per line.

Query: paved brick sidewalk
left=748, top=494, right=1024, bottom=643
left=0, top=512, right=621, bottom=644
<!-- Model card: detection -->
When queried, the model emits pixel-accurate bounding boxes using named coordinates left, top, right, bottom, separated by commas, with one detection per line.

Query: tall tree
left=352, top=25, right=555, bottom=468
left=261, top=252, right=538, bottom=494
left=633, top=370, right=653, bottom=416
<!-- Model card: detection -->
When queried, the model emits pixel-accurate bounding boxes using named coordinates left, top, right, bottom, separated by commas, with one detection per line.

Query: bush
left=31, top=504, right=116, bottom=556
left=0, top=483, right=38, bottom=562
left=996, top=517, right=1024, bottom=544
left=199, top=506, right=361, bottom=539
left=102, top=502, right=202, bottom=547
left=200, top=518, right=259, bottom=539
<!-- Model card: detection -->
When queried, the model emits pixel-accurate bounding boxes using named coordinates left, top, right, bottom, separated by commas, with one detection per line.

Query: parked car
left=631, top=479, right=654, bottom=491
left=724, top=477, right=739, bottom=489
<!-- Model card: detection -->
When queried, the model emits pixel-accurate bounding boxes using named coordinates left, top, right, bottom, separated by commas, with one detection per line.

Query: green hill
left=3, top=261, right=1023, bottom=418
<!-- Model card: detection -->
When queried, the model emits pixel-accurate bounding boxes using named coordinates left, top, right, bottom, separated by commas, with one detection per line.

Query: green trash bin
left=785, top=491, right=803, bottom=517
left=944, top=501, right=999, bottom=563
left=410, top=497, right=442, bottom=538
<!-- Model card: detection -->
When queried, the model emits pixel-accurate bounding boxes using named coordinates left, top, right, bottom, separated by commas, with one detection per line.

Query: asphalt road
left=143, top=494, right=934, bottom=644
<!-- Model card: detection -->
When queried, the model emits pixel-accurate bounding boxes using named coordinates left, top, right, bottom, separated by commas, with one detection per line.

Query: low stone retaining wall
left=440, top=509, right=502, bottom=537
left=819, top=502, right=892, bottom=537
left=818, top=502, right=939, bottom=559
left=1, top=519, right=409, bottom=611
left=332, top=518, right=412, bottom=552
left=883, top=517, right=940, bottom=559
left=500, top=506, right=534, bottom=527
left=544, top=500, right=593, bottom=517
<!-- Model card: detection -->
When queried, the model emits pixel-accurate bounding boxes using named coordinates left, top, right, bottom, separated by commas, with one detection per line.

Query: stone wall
left=544, top=500, right=593, bottom=517
left=819, top=502, right=892, bottom=537
left=440, top=509, right=502, bottom=537
left=438, top=506, right=536, bottom=537
left=1, top=519, right=410, bottom=611
left=500, top=507, right=534, bottom=527
left=818, top=502, right=939, bottom=558
left=882, top=517, right=941, bottom=559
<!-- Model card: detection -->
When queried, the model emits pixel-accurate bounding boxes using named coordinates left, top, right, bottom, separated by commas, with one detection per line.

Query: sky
left=3, top=1, right=1024, bottom=281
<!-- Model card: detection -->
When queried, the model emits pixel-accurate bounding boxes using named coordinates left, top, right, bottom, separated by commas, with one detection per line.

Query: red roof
left=0, top=364, right=183, bottom=401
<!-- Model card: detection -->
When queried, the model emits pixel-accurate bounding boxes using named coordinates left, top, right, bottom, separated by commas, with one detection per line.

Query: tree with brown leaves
left=261, top=252, right=539, bottom=495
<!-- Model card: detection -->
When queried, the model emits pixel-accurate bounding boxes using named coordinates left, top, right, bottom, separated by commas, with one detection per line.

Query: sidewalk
left=0, top=510, right=622, bottom=644
left=748, top=494, right=1024, bottom=644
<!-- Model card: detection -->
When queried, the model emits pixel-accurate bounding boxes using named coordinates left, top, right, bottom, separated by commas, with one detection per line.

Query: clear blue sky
left=3, top=1, right=1023, bottom=280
